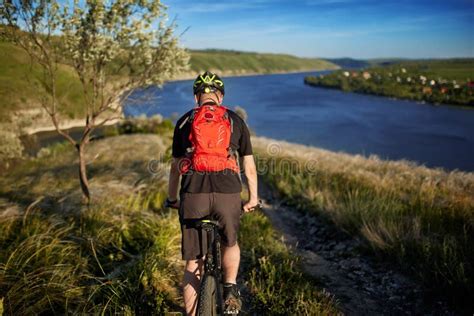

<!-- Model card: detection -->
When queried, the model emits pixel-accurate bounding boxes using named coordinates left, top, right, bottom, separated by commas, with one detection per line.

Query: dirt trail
left=258, top=181, right=453, bottom=316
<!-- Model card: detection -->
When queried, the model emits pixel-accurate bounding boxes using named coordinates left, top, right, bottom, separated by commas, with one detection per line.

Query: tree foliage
left=0, top=0, right=189, bottom=203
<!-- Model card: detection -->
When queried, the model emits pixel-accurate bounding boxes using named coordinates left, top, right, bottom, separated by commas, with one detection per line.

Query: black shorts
left=179, top=192, right=242, bottom=260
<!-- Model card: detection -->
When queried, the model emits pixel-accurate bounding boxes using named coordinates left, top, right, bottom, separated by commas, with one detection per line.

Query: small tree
left=1, top=0, right=189, bottom=204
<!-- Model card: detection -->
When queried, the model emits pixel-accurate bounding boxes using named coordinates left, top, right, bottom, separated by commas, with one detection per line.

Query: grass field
left=251, top=136, right=474, bottom=311
left=0, top=42, right=86, bottom=123
left=190, top=49, right=338, bottom=74
left=0, top=124, right=339, bottom=315
left=392, top=59, right=474, bottom=81
left=0, top=134, right=182, bottom=314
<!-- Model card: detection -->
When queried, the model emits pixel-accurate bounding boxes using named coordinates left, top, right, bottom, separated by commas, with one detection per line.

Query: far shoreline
left=169, top=67, right=340, bottom=83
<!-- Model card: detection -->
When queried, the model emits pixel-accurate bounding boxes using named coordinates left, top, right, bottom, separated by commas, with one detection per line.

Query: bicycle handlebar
left=241, top=200, right=263, bottom=213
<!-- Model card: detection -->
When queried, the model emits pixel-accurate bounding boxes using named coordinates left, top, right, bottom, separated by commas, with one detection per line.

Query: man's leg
left=222, top=243, right=240, bottom=283
left=183, top=259, right=203, bottom=316
left=212, top=192, right=243, bottom=312
left=212, top=192, right=242, bottom=284
left=221, top=243, right=243, bottom=313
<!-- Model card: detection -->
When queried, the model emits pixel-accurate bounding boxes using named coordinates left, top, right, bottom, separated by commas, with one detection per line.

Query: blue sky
left=164, top=0, right=473, bottom=59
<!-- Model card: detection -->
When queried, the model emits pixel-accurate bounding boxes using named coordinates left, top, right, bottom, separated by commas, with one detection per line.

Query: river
left=124, top=71, right=474, bottom=172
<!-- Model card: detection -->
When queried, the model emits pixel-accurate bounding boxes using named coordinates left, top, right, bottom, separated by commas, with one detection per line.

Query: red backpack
left=179, top=105, right=239, bottom=173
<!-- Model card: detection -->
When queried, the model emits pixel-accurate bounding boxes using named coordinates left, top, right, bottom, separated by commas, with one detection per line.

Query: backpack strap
left=178, top=109, right=197, bottom=129
left=228, top=147, right=242, bottom=183
left=179, top=110, right=197, bottom=158
left=178, top=116, right=189, bottom=129
left=225, top=110, right=241, bottom=182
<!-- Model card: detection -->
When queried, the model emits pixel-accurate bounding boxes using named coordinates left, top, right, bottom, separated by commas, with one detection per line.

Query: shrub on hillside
left=115, top=115, right=174, bottom=135
left=0, top=128, right=24, bottom=161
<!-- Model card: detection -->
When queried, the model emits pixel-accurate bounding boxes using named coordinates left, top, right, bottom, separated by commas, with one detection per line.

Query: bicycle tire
left=197, top=274, right=218, bottom=316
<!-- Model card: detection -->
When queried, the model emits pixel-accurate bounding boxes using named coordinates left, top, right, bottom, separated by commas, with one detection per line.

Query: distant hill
left=0, top=41, right=85, bottom=123
left=322, top=58, right=370, bottom=69
left=325, top=57, right=474, bottom=71
left=324, top=57, right=414, bottom=69
left=190, top=49, right=339, bottom=74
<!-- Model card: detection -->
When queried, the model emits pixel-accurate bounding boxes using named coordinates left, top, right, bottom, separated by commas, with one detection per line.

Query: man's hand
left=164, top=198, right=180, bottom=209
left=243, top=199, right=259, bottom=213
left=242, top=155, right=258, bottom=213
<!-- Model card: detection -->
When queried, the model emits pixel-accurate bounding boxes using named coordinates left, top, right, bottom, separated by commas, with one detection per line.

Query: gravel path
left=259, top=181, right=454, bottom=316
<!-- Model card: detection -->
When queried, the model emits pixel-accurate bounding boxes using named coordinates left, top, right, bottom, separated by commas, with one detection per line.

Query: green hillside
left=0, top=42, right=86, bottom=123
left=305, top=59, right=474, bottom=107
left=0, top=42, right=337, bottom=124
left=190, top=49, right=338, bottom=74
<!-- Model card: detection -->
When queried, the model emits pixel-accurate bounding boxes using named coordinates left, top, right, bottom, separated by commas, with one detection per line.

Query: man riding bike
left=166, top=71, right=259, bottom=316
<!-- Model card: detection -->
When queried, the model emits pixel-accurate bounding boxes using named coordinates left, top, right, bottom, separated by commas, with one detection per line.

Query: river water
left=124, top=71, right=474, bottom=172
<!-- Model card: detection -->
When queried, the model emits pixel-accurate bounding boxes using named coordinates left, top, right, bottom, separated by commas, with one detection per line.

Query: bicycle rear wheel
left=197, top=274, right=218, bottom=316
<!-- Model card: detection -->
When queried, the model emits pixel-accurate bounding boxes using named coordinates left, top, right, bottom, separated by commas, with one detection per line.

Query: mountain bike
left=165, top=199, right=262, bottom=316
left=196, top=202, right=262, bottom=316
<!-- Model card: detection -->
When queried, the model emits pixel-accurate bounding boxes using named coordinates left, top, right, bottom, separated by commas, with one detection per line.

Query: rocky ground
left=258, top=180, right=455, bottom=316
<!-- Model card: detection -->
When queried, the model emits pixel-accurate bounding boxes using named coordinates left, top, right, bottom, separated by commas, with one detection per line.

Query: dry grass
left=0, top=134, right=184, bottom=314
left=252, top=136, right=474, bottom=308
left=0, top=131, right=342, bottom=315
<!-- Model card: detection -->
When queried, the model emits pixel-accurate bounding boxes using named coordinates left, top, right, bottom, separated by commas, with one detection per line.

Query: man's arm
left=167, top=157, right=182, bottom=207
left=167, top=112, right=188, bottom=207
left=242, top=154, right=258, bottom=212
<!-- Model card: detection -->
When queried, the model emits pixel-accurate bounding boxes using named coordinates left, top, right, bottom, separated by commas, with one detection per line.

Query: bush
left=0, top=128, right=24, bottom=161
left=117, top=115, right=174, bottom=135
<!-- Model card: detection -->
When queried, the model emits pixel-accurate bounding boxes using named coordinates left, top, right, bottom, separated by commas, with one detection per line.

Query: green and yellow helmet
left=193, top=71, right=225, bottom=95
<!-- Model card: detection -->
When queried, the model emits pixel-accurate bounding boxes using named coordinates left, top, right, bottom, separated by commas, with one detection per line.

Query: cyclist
left=166, top=71, right=259, bottom=315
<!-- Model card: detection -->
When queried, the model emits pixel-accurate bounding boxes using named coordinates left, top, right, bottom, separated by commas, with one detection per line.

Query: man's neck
left=200, top=101, right=220, bottom=106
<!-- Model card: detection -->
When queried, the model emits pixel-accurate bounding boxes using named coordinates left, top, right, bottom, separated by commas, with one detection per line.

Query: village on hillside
left=305, top=61, right=474, bottom=106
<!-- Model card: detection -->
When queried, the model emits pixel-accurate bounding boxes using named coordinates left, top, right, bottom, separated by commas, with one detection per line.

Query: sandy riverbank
left=23, top=116, right=122, bottom=135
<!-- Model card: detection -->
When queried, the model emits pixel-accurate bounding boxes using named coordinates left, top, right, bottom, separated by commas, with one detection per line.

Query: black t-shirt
left=172, top=107, right=253, bottom=194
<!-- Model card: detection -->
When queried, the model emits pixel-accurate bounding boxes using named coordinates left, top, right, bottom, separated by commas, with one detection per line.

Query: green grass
left=0, top=193, right=182, bottom=314
left=1, top=130, right=342, bottom=314
left=0, top=41, right=86, bottom=123
left=251, top=136, right=474, bottom=311
left=393, top=59, right=474, bottom=81
left=0, top=134, right=183, bottom=314
left=190, top=49, right=338, bottom=74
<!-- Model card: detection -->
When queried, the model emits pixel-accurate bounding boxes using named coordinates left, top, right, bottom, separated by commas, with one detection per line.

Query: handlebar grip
left=241, top=199, right=263, bottom=213
left=164, top=199, right=179, bottom=210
